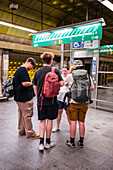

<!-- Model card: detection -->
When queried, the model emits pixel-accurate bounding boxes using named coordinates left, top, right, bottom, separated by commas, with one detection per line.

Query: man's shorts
left=67, top=103, right=88, bottom=122
left=58, top=101, right=67, bottom=111
left=38, top=103, right=59, bottom=120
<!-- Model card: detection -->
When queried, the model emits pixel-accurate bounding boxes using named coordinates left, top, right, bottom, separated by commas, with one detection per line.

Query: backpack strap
left=51, top=67, right=55, bottom=73
left=40, top=80, right=44, bottom=110
left=51, top=67, right=55, bottom=103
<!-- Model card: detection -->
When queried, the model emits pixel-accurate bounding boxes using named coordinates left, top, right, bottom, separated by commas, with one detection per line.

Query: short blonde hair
left=40, top=52, right=54, bottom=64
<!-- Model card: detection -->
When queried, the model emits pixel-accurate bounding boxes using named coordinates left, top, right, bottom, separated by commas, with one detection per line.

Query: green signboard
left=33, top=22, right=102, bottom=47
left=100, top=48, right=113, bottom=55
left=100, top=45, right=113, bottom=49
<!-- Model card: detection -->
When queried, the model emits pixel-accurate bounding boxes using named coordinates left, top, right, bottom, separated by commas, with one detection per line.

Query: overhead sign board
left=84, top=40, right=98, bottom=48
left=33, top=22, right=102, bottom=47
left=72, top=40, right=99, bottom=49
left=100, top=45, right=113, bottom=49
left=99, top=49, right=113, bottom=55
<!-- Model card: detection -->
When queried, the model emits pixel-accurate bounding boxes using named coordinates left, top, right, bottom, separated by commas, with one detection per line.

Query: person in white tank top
left=52, top=65, right=70, bottom=133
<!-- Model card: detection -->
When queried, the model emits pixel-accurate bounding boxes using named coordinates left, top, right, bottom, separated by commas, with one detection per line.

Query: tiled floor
left=0, top=98, right=113, bottom=170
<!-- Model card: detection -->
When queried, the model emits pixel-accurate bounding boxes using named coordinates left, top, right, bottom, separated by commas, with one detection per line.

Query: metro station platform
left=0, top=98, right=113, bottom=170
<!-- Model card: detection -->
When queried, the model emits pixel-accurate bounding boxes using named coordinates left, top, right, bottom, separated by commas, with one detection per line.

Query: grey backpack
left=71, top=69, right=91, bottom=103
left=2, top=77, right=14, bottom=98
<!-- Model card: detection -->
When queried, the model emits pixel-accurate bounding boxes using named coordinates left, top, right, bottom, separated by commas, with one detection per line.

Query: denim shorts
left=58, top=101, right=67, bottom=111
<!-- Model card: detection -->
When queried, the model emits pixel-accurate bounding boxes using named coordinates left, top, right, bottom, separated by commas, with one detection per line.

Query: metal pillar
left=0, top=49, right=2, bottom=96
left=2, top=50, right=9, bottom=83
left=61, top=44, right=64, bottom=70
left=91, top=40, right=100, bottom=108
left=95, top=40, right=100, bottom=108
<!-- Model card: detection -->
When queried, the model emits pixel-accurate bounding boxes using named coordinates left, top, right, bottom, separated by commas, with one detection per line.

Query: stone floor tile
left=0, top=99, right=113, bottom=170
left=37, top=160, right=71, bottom=170
left=101, top=157, right=113, bottom=170
left=73, top=147, right=111, bottom=166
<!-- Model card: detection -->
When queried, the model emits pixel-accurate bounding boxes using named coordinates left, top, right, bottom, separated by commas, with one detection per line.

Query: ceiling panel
left=0, top=0, right=112, bottom=45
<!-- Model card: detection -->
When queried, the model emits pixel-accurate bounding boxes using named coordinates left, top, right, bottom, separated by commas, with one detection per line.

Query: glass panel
left=97, top=101, right=113, bottom=110
left=99, top=61, right=113, bottom=72
left=97, top=88, right=113, bottom=102
left=98, top=73, right=113, bottom=87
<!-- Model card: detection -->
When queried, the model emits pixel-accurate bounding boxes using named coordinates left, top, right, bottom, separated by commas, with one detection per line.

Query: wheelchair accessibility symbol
left=72, top=42, right=84, bottom=49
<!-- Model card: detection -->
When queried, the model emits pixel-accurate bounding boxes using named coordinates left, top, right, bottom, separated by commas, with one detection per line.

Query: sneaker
left=27, top=133, right=40, bottom=139
left=44, top=141, right=56, bottom=149
left=52, top=127, right=60, bottom=133
left=77, top=140, right=83, bottom=148
left=18, top=133, right=26, bottom=136
left=65, top=140, right=75, bottom=148
left=38, top=143, right=44, bottom=151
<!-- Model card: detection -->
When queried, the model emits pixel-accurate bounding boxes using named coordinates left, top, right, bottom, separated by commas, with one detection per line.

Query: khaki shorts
left=67, top=103, right=88, bottom=122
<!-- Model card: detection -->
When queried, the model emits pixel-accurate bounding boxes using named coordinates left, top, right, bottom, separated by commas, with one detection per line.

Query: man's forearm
left=22, top=82, right=33, bottom=87
left=33, top=85, right=37, bottom=97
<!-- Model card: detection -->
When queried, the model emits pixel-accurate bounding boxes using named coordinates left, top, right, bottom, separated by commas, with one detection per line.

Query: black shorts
left=38, top=103, right=59, bottom=120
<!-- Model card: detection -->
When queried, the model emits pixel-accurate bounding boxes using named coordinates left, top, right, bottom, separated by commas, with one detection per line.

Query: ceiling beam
left=8, top=0, right=62, bottom=22
left=0, top=8, right=54, bottom=29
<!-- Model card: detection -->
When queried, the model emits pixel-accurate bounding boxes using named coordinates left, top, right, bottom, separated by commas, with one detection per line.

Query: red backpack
left=40, top=67, right=60, bottom=110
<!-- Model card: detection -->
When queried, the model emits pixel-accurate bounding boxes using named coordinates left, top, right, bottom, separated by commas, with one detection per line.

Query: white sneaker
left=38, top=143, right=44, bottom=151
left=52, top=127, right=60, bottom=133
left=65, top=140, right=75, bottom=148
left=44, top=141, right=56, bottom=149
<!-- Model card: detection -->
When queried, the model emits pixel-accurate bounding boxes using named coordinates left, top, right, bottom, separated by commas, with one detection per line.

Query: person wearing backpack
left=64, top=60, right=94, bottom=148
left=14, top=57, right=40, bottom=139
left=33, top=52, right=64, bottom=152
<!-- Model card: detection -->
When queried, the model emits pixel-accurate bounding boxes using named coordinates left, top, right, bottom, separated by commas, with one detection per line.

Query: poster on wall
left=92, top=57, right=96, bottom=75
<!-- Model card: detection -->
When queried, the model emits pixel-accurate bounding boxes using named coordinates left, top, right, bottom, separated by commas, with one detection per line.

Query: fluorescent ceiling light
left=0, top=21, right=37, bottom=33
left=98, top=0, right=113, bottom=11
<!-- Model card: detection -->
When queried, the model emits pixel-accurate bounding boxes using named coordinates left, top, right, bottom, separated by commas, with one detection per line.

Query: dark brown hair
left=26, top=57, right=36, bottom=67
left=62, top=64, right=69, bottom=70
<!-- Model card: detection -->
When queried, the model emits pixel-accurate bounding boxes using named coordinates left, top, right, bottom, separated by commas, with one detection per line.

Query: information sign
left=33, top=22, right=102, bottom=47
left=72, top=42, right=84, bottom=49
left=92, top=57, right=96, bottom=75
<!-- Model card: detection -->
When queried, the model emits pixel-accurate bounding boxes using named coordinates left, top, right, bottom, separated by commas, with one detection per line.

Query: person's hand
left=69, top=67, right=74, bottom=73
left=59, top=81, right=64, bottom=87
left=90, top=87, right=94, bottom=91
left=64, top=82, right=68, bottom=86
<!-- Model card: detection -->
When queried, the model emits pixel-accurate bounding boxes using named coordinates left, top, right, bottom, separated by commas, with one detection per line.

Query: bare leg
left=46, top=119, right=53, bottom=138
left=39, top=120, right=46, bottom=138
left=70, top=120, right=77, bottom=138
left=66, top=111, right=70, bottom=125
left=56, top=109, right=63, bottom=127
left=79, top=121, right=85, bottom=137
